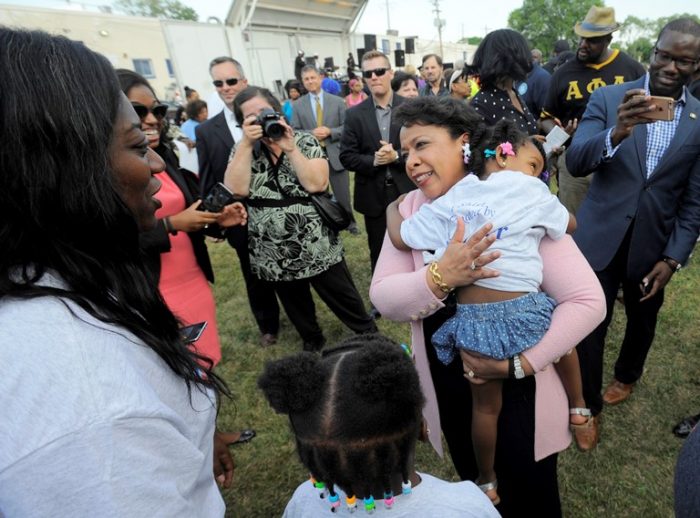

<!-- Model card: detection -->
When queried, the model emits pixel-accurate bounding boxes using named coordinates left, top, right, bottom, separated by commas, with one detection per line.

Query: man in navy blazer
left=196, top=56, right=280, bottom=346
left=567, top=19, right=700, bottom=441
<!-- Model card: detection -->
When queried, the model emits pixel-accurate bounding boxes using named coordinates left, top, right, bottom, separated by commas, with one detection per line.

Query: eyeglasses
left=131, top=102, right=168, bottom=120
left=362, top=68, right=389, bottom=79
left=653, top=48, right=699, bottom=70
left=212, top=78, right=240, bottom=88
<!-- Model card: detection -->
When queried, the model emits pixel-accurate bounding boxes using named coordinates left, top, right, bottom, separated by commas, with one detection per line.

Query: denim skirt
left=431, top=291, right=556, bottom=364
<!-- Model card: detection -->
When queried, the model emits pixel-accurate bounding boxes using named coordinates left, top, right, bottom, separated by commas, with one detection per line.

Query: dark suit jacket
left=140, top=145, right=214, bottom=284
left=567, top=76, right=700, bottom=280
left=339, top=94, right=415, bottom=217
left=195, top=111, right=233, bottom=199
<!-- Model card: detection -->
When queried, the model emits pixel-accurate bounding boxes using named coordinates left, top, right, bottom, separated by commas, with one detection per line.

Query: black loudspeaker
left=357, top=48, right=365, bottom=65
left=394, top=49, right=405, bottom=67
left=405, top=37, right=415, bottom=54
left=364, top=34, right=377, bottom=51
left=323, top=57, right=335, bottom=70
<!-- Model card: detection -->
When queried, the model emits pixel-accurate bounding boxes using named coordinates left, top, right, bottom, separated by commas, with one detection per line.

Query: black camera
left=256, top=108, right=286, bottom=140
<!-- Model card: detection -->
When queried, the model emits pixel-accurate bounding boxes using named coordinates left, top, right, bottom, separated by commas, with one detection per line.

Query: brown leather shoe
left=603, top=379, right=635, bottom=405
left=260, top=333, right=277, bottom=347
left=571, top=414, right=600, bottom=452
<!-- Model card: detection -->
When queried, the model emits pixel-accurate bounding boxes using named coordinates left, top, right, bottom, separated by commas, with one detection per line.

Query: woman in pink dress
left=345, top=78, right=368, bottom=108
left=118, top=70, right=246, bottom=366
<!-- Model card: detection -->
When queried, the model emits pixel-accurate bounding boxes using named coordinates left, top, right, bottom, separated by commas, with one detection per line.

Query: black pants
left=272, top=259, right=377, bottom=345
left=424, top=306, right=562, bottom=517
left=226, top=225, right=280, bottom=335
left=363, top=181, right=400, bottom=272
left=577, top=227, right=664, bottom=415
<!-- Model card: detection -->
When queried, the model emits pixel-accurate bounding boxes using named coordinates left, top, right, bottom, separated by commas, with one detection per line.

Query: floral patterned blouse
left=239, top=132, right=344, bottom=282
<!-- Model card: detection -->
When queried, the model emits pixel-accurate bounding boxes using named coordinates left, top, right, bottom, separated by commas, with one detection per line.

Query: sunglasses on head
left=212, top=78, right=240, bottom=88
left=131, top=102, right=168, bottom=120
left=362, top=68, right=389, bottom=79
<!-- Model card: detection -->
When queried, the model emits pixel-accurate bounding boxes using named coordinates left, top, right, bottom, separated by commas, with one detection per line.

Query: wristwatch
left=512, top=354, right=525, bottom=379
left=663, top=257, right=682, bottom=273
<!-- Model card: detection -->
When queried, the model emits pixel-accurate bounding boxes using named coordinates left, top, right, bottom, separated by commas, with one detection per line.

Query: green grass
left=208, top=219, right=699, bottom=518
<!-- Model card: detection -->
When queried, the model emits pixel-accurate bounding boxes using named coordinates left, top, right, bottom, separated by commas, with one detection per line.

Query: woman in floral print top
left=225, top=86, right=377, bottom=350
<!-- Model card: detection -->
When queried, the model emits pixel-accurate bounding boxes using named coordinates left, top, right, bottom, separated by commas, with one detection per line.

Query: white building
left=0, top=1, right=476, bottom=105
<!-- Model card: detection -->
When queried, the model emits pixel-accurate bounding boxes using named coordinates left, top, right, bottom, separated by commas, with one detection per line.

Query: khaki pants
left=557, top=150, right=592, bottom=215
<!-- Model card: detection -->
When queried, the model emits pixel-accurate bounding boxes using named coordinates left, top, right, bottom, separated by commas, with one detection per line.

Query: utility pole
left=431, top=0, right=444, bottom=57
left=385, top=0, right=391, bottom=32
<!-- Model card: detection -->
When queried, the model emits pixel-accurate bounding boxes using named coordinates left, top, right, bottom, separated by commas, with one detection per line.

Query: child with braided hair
left=386, top=118, right=592, bottom=505
left=258, top=333, right=499, bottom=517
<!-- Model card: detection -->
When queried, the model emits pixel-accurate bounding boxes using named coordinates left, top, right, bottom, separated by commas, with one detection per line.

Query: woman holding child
left=370, top=96, right=606, bottom=516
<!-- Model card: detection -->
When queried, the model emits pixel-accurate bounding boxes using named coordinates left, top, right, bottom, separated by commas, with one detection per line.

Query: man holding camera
left=291, top=65, right=358, bottom=234
left=196, top=56, right=280, bottom=347
left=566, top=19, right=700, bottom=448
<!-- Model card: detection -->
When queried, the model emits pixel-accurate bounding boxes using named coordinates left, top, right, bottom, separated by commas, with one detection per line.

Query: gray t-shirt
left=283, top=472, right=500, bottom=517
left=0, top=274, right=224, bottom=517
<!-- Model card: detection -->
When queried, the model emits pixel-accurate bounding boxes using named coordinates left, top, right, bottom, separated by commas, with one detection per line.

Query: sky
left=5, top=0, right=700, bottom=43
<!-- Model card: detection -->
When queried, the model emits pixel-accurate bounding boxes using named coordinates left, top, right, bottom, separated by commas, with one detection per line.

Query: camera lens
left=264, top=120, right=285, bottom=140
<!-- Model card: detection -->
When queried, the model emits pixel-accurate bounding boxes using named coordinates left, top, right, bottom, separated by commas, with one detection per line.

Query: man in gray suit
left=292, top=65, right=358, bottom=233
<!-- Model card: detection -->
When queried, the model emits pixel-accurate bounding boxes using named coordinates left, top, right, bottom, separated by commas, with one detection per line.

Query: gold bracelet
left=428, top=261, right=454, bottom=294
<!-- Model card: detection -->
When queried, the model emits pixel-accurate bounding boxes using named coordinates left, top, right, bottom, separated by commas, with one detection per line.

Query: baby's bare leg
left=554, top=349, right=588, bottom=424
left=471, top=379, right=503, bottom=484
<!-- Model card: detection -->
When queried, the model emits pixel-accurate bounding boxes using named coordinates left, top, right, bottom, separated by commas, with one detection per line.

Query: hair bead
left=383, top=490, right=395, bottom=509
left=329, top=492, right=340, bottom=512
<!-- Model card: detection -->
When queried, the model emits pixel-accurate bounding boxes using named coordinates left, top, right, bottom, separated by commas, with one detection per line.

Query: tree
left=113, top=0, right=198, bottom=21
left=457, top=36, right=483, bottom=45
left=619, top=13, right=700, bottom=64
left=508, top=0, right=604, bottom=56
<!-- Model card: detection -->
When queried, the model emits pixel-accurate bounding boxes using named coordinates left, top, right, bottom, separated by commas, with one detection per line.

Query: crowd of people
left=2, top=4, right=700, bottom=517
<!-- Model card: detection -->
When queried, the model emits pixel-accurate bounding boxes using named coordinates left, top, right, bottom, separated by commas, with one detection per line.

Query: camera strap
left=255, top=143, right=315, bottom=206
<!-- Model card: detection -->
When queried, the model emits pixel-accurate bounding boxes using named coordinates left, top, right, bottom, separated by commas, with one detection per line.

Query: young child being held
left=258, top=334, right=500, bottom=517
left=386, top=119, right=593, bottom=505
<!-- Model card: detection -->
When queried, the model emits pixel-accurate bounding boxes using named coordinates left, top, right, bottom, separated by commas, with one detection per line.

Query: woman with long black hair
left=0, top=28, right=238, bottom=515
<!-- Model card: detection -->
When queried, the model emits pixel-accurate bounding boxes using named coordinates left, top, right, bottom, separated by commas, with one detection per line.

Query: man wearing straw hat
left=540, top=6, right=645, bottom=214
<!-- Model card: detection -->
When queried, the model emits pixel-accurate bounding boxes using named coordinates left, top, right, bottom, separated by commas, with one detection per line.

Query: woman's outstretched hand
left=217, top=202, right=247, bottom=228
left=169, top=200, right=221, bottom=232
left=436, top=218, right=501, bottom=289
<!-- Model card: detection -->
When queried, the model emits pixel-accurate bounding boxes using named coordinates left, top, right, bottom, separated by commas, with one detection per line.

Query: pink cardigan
left=370, top=189, right=606, bottom=461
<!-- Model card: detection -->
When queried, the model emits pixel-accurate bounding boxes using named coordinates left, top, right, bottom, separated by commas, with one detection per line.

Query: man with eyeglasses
left=567, top=18, right=700, bottom=449
left=339, top=50, right=415, bottom=295
left=195, top=56, right=280, bottom=347
left=540, top=6, right=645, bottom=214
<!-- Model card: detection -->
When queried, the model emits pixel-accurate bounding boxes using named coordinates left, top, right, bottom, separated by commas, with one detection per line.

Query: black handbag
left=309, top=190, right=352, bottom=232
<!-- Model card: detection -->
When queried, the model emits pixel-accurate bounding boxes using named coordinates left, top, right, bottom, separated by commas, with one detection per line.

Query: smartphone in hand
left=199, top=182, right=235, bottom=213
left=180, top=322, right=207, bottom=344
left=632, top=95, right=675, bottom=122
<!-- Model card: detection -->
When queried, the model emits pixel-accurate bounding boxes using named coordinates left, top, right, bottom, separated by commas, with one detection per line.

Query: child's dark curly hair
left=258, top=333, right=425, bottom=502
left=470, top=119, right=546, bottom=179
